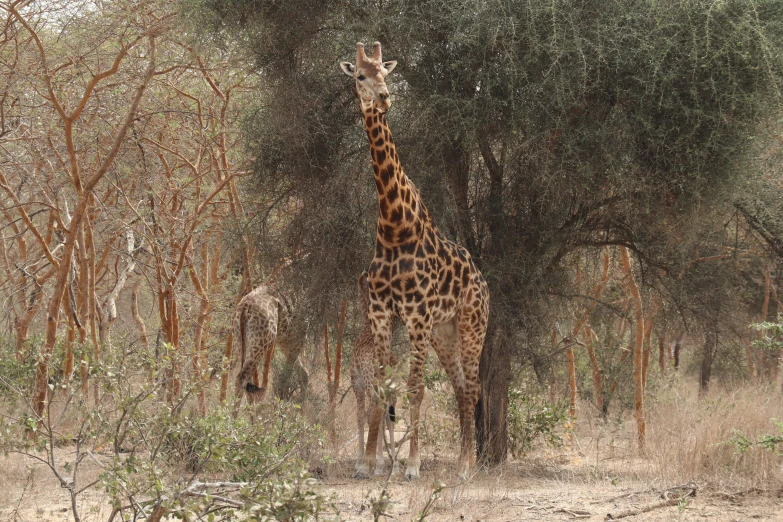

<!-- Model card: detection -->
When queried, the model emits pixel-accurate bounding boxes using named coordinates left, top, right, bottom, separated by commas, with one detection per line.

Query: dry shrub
left=645, top=379, right=783, bottom=485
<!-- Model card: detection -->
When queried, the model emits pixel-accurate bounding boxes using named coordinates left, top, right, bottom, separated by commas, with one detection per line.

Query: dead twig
left=606, top=484, right=697, bottom=520
left=590, top=489, right=646, bottom=505
left=713, top=487, right=768, bottom=501
left=555, top=508, right=591, bottom=518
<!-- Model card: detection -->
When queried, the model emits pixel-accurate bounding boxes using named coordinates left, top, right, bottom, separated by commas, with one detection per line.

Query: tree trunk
left=14, top=281, right=45, bottom=361
left=565, top=345, right=577, bottom=418
left=566, top=248, right=610, bottom=419
left=323, top=321, right=335, bottom=447
left=62, top=295, right=76, bottom=382
left=475, top=320, right=509, bottom=466
left=130, top=278, right=149, bottom=350
left=641, top=297, right=659, bottom=391
left=658, top=334, right=666, bottom=372
left=220, top=333, right=234, bottom=404
left=584, top=325, right=603, bottom=412
left=327, top=298, right=347, bottom=450
left=700, top=329, right=716, bottom=395
left=189, top=243, right=212, bottom=417
left=548, top=328, right=558, bottom=403
left=758, top=266, right=772, bottom=382
left=444, top=138, right=477, bottom=255
left=673, top=333, right=682, bottom=370
left=620, top=246, right=645, bottom=453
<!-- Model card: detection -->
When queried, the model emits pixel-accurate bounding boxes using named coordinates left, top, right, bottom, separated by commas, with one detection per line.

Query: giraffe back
left=232, top=286, right=279, bottom=391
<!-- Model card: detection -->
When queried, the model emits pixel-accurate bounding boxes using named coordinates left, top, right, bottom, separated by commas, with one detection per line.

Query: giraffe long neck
left=361, top=105, right=429, bottom=247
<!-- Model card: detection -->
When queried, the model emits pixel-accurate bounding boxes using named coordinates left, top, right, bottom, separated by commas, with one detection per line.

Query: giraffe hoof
left=354, top=463, right=371, bottom=479
left=404, top=460, right=420, bottom=481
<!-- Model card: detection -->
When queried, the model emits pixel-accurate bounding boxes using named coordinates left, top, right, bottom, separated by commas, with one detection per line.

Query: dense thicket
left=183, top=0, right=783, bottom=461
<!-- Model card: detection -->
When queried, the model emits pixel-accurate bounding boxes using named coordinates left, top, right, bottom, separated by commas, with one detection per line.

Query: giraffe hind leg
left=454, top=301, right=489, bottom=480
left=353, top=374, right=367, bottom=472
left=376, top=402, right=398, bottom=475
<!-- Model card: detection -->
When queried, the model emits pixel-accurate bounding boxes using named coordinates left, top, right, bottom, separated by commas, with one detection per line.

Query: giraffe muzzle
left=376, top=91, right=391, bottom=112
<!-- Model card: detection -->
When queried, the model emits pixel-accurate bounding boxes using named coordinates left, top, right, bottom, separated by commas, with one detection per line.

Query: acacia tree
left=187, top=0, right=783, bottom=463
left=0, top=0, right=173, bottom=417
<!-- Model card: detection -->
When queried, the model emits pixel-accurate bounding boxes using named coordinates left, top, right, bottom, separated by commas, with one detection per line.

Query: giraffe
left=231, top=282, right=301, bottom=413
left=351, top=271, right=400, bottom=475
left=340, top=42, right=490, bottom=480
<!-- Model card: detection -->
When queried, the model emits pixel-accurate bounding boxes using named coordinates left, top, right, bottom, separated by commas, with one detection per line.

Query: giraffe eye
left=357, top=74, right=365, bottom=81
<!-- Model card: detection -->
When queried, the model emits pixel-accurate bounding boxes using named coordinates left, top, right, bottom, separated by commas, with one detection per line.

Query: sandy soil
left=2, top=448, right=781, bottom=522
left=320, top=457, right=782, bottom=522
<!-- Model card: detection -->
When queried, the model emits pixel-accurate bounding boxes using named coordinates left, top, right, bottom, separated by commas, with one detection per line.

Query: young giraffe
left=340, top=42, right=490, bottom=480
left=231, top=283, right=297, bottom=413
left=351, top=271, right=399, bottom=475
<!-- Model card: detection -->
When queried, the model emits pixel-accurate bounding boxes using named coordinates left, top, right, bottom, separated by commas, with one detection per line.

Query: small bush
left=723, top=419, right=783, bottom=457
left=163, top=400, right=325, bottom=479
left=507, top=391, right=569, bottom=458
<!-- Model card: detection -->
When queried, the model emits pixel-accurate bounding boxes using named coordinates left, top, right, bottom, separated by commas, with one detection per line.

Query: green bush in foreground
left=0, top=347, right=337, bottom=522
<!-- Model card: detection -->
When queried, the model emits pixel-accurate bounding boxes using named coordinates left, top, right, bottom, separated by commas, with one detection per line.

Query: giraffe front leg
left=374, top=406, right=386, bottom=475
left=356, top=308, right=393, bottom=479
left=357, top=398, right=384, bottom=478
left=404, top=328, right=430, bottom=481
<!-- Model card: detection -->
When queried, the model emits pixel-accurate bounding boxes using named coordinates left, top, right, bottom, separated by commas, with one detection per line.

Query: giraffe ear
left=383, top=60, right=397, bottom=75
left=340, top=61, right=355, bottom=77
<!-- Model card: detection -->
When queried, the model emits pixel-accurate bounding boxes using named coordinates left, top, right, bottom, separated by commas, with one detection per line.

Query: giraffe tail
left=388, top=405, right=396, bottom=423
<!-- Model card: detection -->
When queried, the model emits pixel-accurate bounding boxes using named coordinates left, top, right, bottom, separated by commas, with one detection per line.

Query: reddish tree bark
left=620, top=246, right=646, bottom=452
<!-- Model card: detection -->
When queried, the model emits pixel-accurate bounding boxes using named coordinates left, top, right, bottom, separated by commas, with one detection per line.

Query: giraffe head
left=340, top=41, right=397, bottom=113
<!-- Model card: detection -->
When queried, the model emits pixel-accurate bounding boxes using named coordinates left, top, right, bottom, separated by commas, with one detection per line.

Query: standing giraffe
left=340, top=42, right=490, bottom=480
left=351, top=271, right=399, bottom=475
left=231, top=282, right=300, bottom=413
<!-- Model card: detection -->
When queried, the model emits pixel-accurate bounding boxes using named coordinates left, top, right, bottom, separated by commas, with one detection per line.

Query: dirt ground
left=2, top=448, right=781, bottom=522
left=320, top=456, right=783, bottom=522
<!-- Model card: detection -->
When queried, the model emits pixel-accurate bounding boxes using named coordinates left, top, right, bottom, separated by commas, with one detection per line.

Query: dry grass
left=643, top=379, right=783, bottom=486
left=570, top=377, right=783, bottom=490
left=3, top=372, right=783, bottom=521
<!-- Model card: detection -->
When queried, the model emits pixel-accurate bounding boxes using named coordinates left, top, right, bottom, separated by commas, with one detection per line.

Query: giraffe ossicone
left=340, top=42, right=490, bottom=481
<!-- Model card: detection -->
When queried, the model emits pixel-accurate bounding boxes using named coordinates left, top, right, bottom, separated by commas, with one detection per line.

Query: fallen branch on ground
left=606, top=483, right=697, bottom=520
left=555, top=507, right=591, bottom=518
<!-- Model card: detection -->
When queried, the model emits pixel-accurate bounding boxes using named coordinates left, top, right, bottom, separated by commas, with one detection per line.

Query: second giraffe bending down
left=351, top=271, right=400, bottom=475
left=341, top=42, right=490, bottom=480
left=231, top=283, right=297, bottom=414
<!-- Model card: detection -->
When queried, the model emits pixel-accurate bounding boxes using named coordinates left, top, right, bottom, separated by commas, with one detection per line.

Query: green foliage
left=183, top=0, right=783, bottom=384
left=722, top=419, right=783, bottom=457
left=0, top=338, right=335, bottom=522
left=752, top=316, right=783, bottom=353
left=0, top=338, right=36, bottom=401
left=162, top=401, right=324, bottom=480
left=507, top=391, right=569, bottom=458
